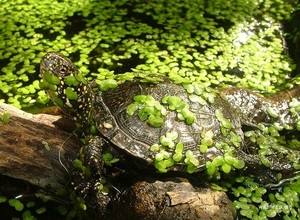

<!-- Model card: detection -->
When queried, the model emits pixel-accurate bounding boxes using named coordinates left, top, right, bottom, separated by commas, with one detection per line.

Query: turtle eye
left=59, top=65, right=68, bottom=75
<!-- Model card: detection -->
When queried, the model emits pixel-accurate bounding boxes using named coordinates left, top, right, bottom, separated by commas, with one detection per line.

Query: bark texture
left=0, top=102, right=81, bottom=193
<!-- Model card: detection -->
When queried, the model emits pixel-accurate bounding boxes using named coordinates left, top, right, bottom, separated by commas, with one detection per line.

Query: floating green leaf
left=222, top=163, right=232, bottom=173
left=36, top=207, right=46, bottom=214
left=26, top=201, right=35, bottom=208
left=1, top=112, right=10, bottom=124
left=0, top=196, right=7, bottom=203
left=150, top=144, right=160, bottom=152
left=99, top=79, right=118, bottom=91
left=57, top=205, right=68, bottom=216
left=9, top=199, right=24, bottom=211
left=43, top=71, right=60, bottom=85
left=232, top=159, right=245, bottom=169
left=175, top=142, right=184, bottom=153
left=199, top=144, right=208, bottom=154
left=103, top=153, right=119, bottom=166
left=172, top=152, right=183, bottom=162
left=64, top=75, right=79, bottom=86
left=206, top=161, right=216, bottom=176
left=148, top=115, right=164, bottom=128
left=166, top=131, right=179, bottom=140
left=267, top=106, right=279, bottom=118
left=75, top=72, right=88, bottom=84
left=64, top=87, right=78, bottom=100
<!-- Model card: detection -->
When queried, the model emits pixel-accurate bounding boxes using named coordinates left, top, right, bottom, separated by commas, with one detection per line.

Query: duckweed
left=22, top=210, right=36, bottom=220
left=1, top=0, right=299, bottom=218
left=65, top=75, right=80, bottom=86
left=42, top=141, right=51, bottom=151
left=0, top=196, right=7, bottom=203
left=98, top=79, right=118, bottom=91
left=26, top=201, right=35, bottom=208
left=198, top=130, right=214, bottom=153
left=215, top=109, right=233, bottom=129
left=36, top=207, right=47, bottom=214
left=159, top=135, right=175, bottom=148
left=215, top=109, right=239, bottom=141
left=9, top=199, right=24, bottom=211
left=172, top=142, right=184, bottom=162
left=102, top=153, right=119, bottom=166
left=1, top=0, right=295, bottom=109
left=184, top=150, right=200, bottom=173
left=199, top=144, right=208, bottom=154
left=128, top=94, right=197, bottom=127
left=289, top=98, right=300, bottom=117
left=189, top=94, right=207, bottom=105
left=43, top=71, right=61, bottom=85
left=1, top=112, right=11, bottom=124
left=267, top=106, right=279, bottom=118
left=127, top=94, right=167, bottom=127
left=151, top=131, right=206, bottom=173
left=0, top=193, right=72, bottom=220
left=162, top=96, right=196, bottom=124
left=150, top=131, right=183, bottom=172
left=64, top=87, right=78, bottom=100
left=73, top=158, right=91, bottom=177
left=154, top=158, right=174, bottom=173
left=232, top=175, right=300, bottom=219
left=230, top=131, right=242, bottom=147
left=206, top=150, right=245, bottom=176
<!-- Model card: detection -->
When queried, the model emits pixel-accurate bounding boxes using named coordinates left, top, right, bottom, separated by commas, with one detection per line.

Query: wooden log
left=0, top=102, right=81, bottom=193
left=106, top=178, right=237, bottom=220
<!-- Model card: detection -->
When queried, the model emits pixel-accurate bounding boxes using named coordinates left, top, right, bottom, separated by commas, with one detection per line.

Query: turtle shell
left=92, top=80, right=243, bottom=171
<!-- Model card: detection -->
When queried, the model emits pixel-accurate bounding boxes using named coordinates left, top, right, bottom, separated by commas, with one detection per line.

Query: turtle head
left=40, top=52, right=93, bottom=128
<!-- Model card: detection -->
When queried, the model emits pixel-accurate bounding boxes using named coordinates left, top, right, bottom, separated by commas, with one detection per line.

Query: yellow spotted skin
left=40, top=52, right=93, bottom=129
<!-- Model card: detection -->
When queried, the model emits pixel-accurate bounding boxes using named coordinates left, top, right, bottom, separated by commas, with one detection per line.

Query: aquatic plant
left=0, top=0, right=297, bottom=109
left=0, top=0, right=299, bottom=219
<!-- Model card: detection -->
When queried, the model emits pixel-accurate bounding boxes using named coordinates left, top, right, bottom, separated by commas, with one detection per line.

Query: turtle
left=40, top=52, right=300, bottom=194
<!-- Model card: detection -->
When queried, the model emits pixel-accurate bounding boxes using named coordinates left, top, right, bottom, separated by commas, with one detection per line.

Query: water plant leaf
left=1, top=112, right=11, bottom=124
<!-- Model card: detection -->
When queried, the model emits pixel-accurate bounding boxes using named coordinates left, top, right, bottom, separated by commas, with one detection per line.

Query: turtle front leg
left=71, top=136, right=111, bottom=215
left=81, top=136, right=106, bottom=180
left=72, top=136, right=107, bottom=196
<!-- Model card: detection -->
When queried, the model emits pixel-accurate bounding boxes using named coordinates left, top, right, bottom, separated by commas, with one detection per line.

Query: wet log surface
left=0, top=103, right=236, bottom=219
left=0, top=103, right=80, bottom=194
left=106, top=177, right=236, bottom=220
